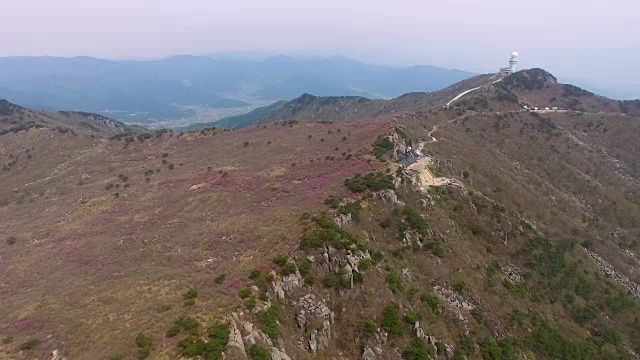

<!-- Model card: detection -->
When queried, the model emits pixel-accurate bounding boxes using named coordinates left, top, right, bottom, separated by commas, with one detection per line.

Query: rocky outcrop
left=51, top=350, right=67, bottom=360
left=308, top=323, right=331, bottom=355
left=227, top=316, right=248, bottom=359
left=503, top=264, right=522, bottom=284
left=226, top=312, right=293, bottom=360
left=322, top=247, right=371, bottom=273
left=434, top=285, right=475, bottom=328
left=373, top=189, right=404, bottom=206
left=420, top=195, right=436, bottom=208
left=362, top=346, right=378, bottom=360
left=584, top=248, right=640, bottom=298
left=403, top=229, right=421, bottom=247
left=295, top=294, right=335, bottom=355
left=271, top=273, right=286, bottom=301
left=270, top=264, right=304, bottom=301
left=333, top=213, right=352, bottom=228
left=270, top=346, right=292, bottom=360
left=282, top=270, right=303, bottom=293
left=412, top=321, right=457, bottom=358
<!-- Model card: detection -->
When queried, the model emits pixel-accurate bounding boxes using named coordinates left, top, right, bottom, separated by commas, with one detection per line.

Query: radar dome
left=511, top=51, right=519, bottom=58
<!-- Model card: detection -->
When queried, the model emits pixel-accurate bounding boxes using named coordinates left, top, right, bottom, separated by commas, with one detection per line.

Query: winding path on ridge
left=445, top=76, right=504, bottom=108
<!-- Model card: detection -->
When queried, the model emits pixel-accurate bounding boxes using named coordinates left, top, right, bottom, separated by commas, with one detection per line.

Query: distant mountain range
left=0, top=55, right=475, bottom=125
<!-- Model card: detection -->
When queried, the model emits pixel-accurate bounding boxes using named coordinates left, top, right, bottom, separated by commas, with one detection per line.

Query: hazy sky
left=2, top=0, right=639, bottom=85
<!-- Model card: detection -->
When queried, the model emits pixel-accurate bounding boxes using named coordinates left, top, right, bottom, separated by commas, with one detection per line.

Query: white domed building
left=499, top=51, right=519, bottom=75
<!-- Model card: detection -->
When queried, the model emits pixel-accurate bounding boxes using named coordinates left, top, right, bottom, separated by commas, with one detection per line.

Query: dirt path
left=407, top=156, right=461, bottom=190
left=445, top=77, right=504, bottom=107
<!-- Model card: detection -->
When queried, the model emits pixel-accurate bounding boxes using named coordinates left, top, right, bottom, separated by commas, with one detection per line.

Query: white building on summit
left=499, top=51, right=519, bottom=75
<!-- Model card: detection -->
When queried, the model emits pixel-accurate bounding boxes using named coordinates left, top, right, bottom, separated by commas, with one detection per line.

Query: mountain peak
left=503, top=68, right=557, bottom=91
left=0, top=98, right=23, bottom=116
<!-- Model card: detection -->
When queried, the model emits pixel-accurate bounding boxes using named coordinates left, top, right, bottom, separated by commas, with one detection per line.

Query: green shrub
left=252, top=273, right=268, bottom=291
left=421, top=294, right=440, bottom=314
left=166, top=323, right=181, bottom=338
left=249, top=345, right=271, bottom=360
left=381, top=303, right=404, bottom=336
left=429, top=241, right=446, bottom=258
left=238, top=288, right=252, bottom=299
left=281, top=262, right=297, bottom=276
left=470, top=224, right=485, bottom=237
left=339, top=201, right=363, bottom=221
left=249, top=270, right=262, bottom=280
left=361, top=320, right=377, bottom=338
left=204, top=323, right=230, bottom=359
left=324, top=197, right=340, bottom=208
left=323, top=272, right=338, bottom=288
left=353, top=272, right=364, bottom=284
left=359, top=259, right=373, bottom=270
left=6, top=235, right=16, bottom=245
left=453, top=281, right=466, bottom=295
left=256, top=306, right=280, bottom=340
left=403, top=312, right=421, bottom=325
left=178, top=323, right=229, bottom=360
left=525, top=322, right=604, bottom=360
left=135, top=333, right=152, bottom=359
left=300, top=215, right=362, bottom=250
left=183, top=288, right=198, bottom=300
left=527, top=237, right=570, bottom=277
left=298, top=260, right=312, bottom=277
left=168, top=164, right=175, bottom=170
left=184, top=299, right=195, bottom=307
left=402, top=207, right=429, bottom=234
left=245, top=296, right=257, bottom=310
left=471, top=307, right=485, bottom=322
left=214, top=274, right=226, bottom=284
left=344, top=172, right=395, bottom=193
left=386, top=270, right=402, bottom=293
left=18, top=339, right=39, bottom=350
left=480, top=338, right=503, bottom=360
left=403, top=338, right=433, bottom=360
left=371, top=250, right=384, bottom=263
left=456, top=334, right=476, bottom=357
left=598, top=327, right=622, bottom=345
left=207, top=322, right=229, bottom=341
left=273, top=255, right=288, bottom=267
left=372, top=136, right=394, bottom=161
left=304, top=275, right=315, bottom=286
left=177, top=336, right=205, bottom=357
left=166, top=316, right=200, bottom=338
left=504, top=281, right=527, bottom=298
left=2, top=336, right=14, bottom=344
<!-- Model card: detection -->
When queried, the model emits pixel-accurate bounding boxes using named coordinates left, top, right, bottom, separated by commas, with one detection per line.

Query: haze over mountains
left=0, top=55, right=474, bottom=127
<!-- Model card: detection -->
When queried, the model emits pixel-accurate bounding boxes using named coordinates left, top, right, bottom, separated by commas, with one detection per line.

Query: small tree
left=249, top=345, right=270, bottom=360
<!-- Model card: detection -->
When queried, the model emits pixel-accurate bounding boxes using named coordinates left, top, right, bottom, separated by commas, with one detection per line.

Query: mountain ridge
left=2, top=71, right=640, bottom=359
left=194, top=69, right=640, bottom=130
